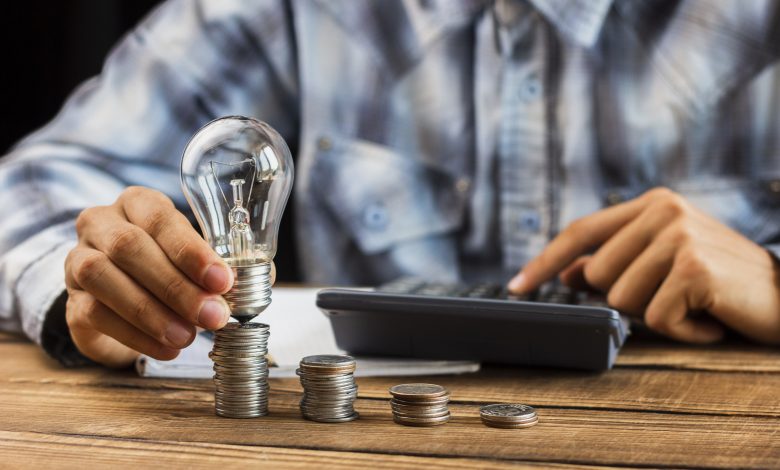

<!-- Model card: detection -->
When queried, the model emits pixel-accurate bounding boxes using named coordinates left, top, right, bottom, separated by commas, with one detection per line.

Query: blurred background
left=1, top=0, right=301, bottom=281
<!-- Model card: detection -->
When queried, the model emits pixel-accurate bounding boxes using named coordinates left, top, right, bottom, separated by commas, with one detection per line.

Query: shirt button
left=520, top=76, right=542, bottom=102
left=317, top=136, right=332, bottom=152
left=455, top=177, right=471, bottom=194
left=362, top=202, right=389, bottom=230
left=769, top=180, right=780, bottom=193
left=517, top=211, right=541, bottom=233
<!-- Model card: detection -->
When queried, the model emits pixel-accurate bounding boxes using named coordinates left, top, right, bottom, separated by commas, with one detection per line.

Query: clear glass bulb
left=180, top=116, right=294, bottom=322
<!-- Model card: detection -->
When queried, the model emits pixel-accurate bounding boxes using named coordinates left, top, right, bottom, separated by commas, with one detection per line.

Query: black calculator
left=316, top=278, right=630, bottom=371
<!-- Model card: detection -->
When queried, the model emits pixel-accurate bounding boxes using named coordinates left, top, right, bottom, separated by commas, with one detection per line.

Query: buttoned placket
left=496, top=6, right=553, bottom=270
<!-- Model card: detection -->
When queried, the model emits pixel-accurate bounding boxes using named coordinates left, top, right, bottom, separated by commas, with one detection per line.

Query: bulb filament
left=229, top=178, right=255, bottom=265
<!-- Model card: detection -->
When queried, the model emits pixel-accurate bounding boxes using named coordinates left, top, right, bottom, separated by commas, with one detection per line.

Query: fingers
left=644, top=257, right=725, bottom=344
left=583, top=209, right=660, bottom=292
left=78, top=208, right=229, bottom=330
left=66, top=246, right=196, bottom=349
left=66, top=289, right=179, bottom=366
left=558, top=256, right=592, bottom=291
left=119, top=187, right=233, bottom=294
left=508, top=193, right=651, bottom=293
left=606, top=238, right=676, bottom=316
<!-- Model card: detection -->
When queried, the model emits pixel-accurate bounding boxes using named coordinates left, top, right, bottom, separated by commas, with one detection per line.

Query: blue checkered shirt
left=3, top=0, right=780, bottom=361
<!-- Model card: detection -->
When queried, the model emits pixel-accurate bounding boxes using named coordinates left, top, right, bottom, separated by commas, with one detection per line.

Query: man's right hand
left=65, top=186, right=234, bottom=368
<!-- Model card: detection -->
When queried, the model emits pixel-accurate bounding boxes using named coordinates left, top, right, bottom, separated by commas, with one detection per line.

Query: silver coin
left=210, top=351, right=268, bottom=360
left=298, top=379, right=356, bottom=388
left=213, top=371, right=269, bottom=379
left=393, top=409, right=451, bottom=419
left=481, top=417, right=539, bottom=429
left=390, top=397, right=449, bottom=407
left=300, top=399, right=353, bottom=406
left=302, top=392, right=357, bottom=399
left=297, top=373, right=354, bottom=379
left=480, top=404, right=537, bottom=421
left=215, top=410, right=268, bottom=419
left=300, top=384, right=357, bottom=392
left=300, top=407, right=355, bottom=417
left=389, top=384, right=448, bottom=400
left=214, top=365, right=269, bottom=372
left=218, top=322, right=270, bottom=332
left=297, top=374, right=355, bottom=383
left=392, top=413, right=450, bottom=427
left=214, top=343, right=267, bottom=348
left=303, top=412, right=359, bottom=423
left=391, top=404, right=449, bottom=415
left=300, top=354, right=356, bottom=368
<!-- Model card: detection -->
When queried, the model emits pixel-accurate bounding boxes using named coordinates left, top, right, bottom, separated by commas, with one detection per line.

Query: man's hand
left=65, top=186, right=234, bottom=367
left=508, top=188, right=780, bottom=344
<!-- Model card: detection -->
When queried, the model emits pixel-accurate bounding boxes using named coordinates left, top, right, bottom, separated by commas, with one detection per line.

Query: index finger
left=509, top=194, right=650, bottom=293
left=119, top=187, right=234, bottom=294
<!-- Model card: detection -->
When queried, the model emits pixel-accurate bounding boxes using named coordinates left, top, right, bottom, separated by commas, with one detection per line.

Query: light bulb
left=180, top=116, right=294, bottom=323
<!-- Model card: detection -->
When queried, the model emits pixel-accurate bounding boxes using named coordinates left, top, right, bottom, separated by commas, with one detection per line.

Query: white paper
left=136, top=287, right=480, bottom=378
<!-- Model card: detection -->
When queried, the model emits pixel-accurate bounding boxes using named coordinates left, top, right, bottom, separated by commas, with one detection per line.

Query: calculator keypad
left=378, top=278, right=608, bottom=308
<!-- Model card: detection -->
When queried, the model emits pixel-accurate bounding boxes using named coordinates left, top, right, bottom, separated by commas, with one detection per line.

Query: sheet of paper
left=136, top=287, right=480, bottom=378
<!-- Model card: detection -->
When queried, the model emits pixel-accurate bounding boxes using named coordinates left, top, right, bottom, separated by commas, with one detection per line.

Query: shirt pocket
left=309, top=136, right=465, bottom=254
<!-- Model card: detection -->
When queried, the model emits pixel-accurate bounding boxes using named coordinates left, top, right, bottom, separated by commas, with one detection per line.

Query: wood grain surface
left=1, top=332, right=778, bottom=469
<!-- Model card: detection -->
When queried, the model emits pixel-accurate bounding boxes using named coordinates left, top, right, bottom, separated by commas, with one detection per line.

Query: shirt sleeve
left=0, top=0, right=298, bottom=363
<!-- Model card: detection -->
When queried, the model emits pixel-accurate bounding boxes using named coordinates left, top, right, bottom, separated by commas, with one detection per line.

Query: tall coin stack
left=297, top=355, right=359, bottom=423
left=209, top=322, right=270, bottom=418
left=389, top=383, right=450, bottom=427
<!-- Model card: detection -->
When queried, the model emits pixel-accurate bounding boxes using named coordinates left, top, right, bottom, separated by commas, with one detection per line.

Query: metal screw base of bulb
left=223, top=262, right=272, bottom=323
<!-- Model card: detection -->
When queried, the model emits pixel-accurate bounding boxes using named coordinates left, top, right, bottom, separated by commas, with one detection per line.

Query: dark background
left=1, top=1, right=301, bottom=281
left=1, top=1, right=162, bottom=153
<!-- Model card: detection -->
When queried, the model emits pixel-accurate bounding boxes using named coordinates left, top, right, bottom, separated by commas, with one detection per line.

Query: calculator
left=316, top=278, right=631, bottom=371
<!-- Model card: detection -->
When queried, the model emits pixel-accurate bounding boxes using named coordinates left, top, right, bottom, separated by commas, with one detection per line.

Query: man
left=1, top=0, right=779, bottom=368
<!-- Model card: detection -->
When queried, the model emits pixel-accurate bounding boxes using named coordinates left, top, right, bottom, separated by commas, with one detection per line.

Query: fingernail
left=157, top=346, right=180, bottom=360
left=203, top=263, right=232, bottom=292
left=507, top=273, right=526, bottom=292
left=165, top=322, right=194, bottom=348
left=198, top=299, right=228, bottom=329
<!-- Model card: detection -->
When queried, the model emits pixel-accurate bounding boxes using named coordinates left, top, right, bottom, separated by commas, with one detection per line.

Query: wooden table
left=1, top=331, right=779, bottom=469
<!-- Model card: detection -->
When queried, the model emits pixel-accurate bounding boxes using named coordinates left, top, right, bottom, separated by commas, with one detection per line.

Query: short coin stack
left=209, top=322, right=270, bottom=418
left=297, top=355, right=359, bottom=423
left=389, top=383, right=450, bottom=427
left=480, top=404, right=538, bottom=429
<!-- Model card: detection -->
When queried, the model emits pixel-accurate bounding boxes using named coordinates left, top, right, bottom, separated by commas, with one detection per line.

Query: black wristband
left=40, top=290, right=95, bottom=367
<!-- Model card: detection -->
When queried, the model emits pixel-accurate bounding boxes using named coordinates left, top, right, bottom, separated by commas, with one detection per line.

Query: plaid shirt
left=3, top=0, right=780, bottom=360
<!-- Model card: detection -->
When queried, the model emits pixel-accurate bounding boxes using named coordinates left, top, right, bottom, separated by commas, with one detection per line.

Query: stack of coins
left=209, top=322, right=270, bottom=418
left=389, top=383, right=450, bottom=427
left=480, top=404, right=538, bottom=428
left=297, top=355, right=359, bottom=423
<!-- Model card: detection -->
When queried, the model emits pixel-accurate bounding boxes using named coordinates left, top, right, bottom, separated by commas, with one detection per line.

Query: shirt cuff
left=15, top=232, right=90, bottom=366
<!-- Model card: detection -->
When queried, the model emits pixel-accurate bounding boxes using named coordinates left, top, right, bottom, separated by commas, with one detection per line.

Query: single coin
left=392, top=409, right=451, bottom=419
left=389, top=384, right=448, bottom=400
left=392, top=413, right=450, bottom=427
left=303, top=412, right=359, bottom=423
left=389, top=396, right=449, bottom=407
left=480, top=404, right=537, bottom=421
left=392, top=405, right=449, bottom=415
left=481, top=417, right=539, bottom=429
left=301, top=355, right=356, bottom=368
left=218, top=322, right=270, bottom=331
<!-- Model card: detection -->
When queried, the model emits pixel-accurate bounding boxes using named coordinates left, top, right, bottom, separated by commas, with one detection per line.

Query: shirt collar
left=526, top=0, right=614, bottom=47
